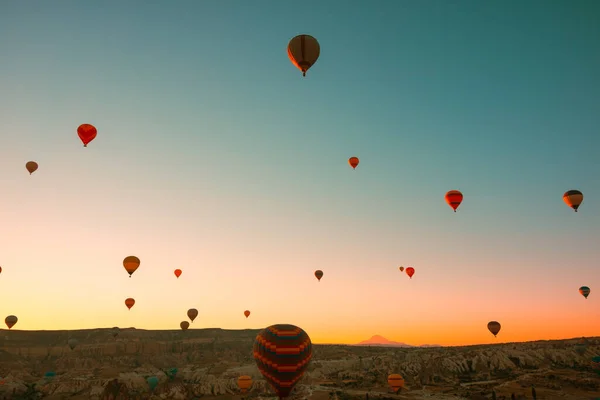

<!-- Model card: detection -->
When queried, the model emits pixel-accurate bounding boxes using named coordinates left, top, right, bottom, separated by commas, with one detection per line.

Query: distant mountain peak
left=355, top=335, right=441, bottom=348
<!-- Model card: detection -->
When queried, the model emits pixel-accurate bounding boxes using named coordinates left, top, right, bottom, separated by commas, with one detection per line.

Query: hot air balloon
left=0, top=266, right=2, bottom=274
left=445, top=190, right=463, bottom=212
left=314, top=270, right=323, bottom=281
left=287, top=34, right=320, bottom=77
left=348, top=157, right=359, bottom=169
left=146, top=376, right=158, bottom=391
left=174, top=269, right=182, bottom=278
left=125, top=298, right=135, bottom=310
left=123, top=256, right=140, bottom=277
left=399, top=266, right=404, bottom=272
left=4, top=315, right=17, bottom=329
left=187, top=308, right=198, bottom=322
left=387, top=374, right=405, bottom=393
left=579, top=286, right=590, bottom=299
left=238, top=375, right=253, bottom=394
left=180, top=321, right=189, bottom=330
left=111, top=327, right=120, bottom=338
left=68, top=338, right=78, bottom=350
left=25, top=161, right=38, bottom=175
left=563, top=190, right=583, bottom=212
left=244, top=310, right=251, bottom=318
left=487, top=321, right=501, bottom=337
left=405, top=267, right=415, bottom=279
left=44, top=371, right=56, bottom=381
left=77, top=124, right=97, bottom=147
left=253, top=324, right=312, bottom=398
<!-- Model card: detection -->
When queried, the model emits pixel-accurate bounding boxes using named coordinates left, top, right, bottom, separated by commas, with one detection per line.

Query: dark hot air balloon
left=314, top=270, right=323, bottom=281
left=68, top=338, right=78, bottom=350
left=488, top=321, right=501, bottom=337
left=180, top=321, right=189, bottom=330
left=287, top=35, right=320, bottom=77
left=399, top=266, right=404, bottom=272
left=125, top=298, right=135, bottom=310
left=253, top=324, right=312, bottom=398
left=77, top=124, right=97, bottom=147
left=4, top=315, right=17, bottom=329
left=123, top=256, right=140, bottom=277
left=187, top=308, right=198, bottom=322
left=26, top=161, right=38, bottom=175
left=579, top=286, right=590, bottom=299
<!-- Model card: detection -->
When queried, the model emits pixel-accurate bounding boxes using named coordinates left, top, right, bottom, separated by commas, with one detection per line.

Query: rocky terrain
left=0, top=328, right=598, bottom=399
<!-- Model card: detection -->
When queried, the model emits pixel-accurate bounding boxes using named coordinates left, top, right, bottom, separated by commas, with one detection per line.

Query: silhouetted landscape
left=0, top=328, right=597, bottom=399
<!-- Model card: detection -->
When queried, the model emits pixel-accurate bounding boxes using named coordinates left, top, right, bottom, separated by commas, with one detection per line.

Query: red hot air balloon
left=77, top=124, right=97, bottom=147
left=180, top=321, right=190, bottom=330
left=253, top=324, right=312, bottom=398
left=445, top=190, right=463, bottom=212
left=314, top=270, right=323, bottom=281
left=405, top=267, right=415, bottom=279
left=348, top=157, right=359, bottom=169
left=4, top=315, right=17, bottom=329
left=244, top=310, right=251, bottom=318
left=125, top=298, right=135, bottom=310
left=174, top=269, right=182, bottom=278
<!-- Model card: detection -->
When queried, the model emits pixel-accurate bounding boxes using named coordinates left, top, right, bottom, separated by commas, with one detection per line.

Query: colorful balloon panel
left=253, top=324, right=312, bottom=398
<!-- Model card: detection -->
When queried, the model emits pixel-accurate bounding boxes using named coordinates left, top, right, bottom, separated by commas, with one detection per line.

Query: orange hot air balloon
left=238, top=375, right=253, bottom=394
left=348, top=156, right=359, bottom=169
left=314, top=270, right=324, bottom=281
left=244, top=310, right=251, bottom=318
left=287, top=34, right=320, bottom=77
left=405, top=267, right=415, bottom=279
left=174, top=269, right=182, bottom=278
left=387, top=374, right=405, bottom=392
left=4, top=315, right=17, bottom=329
left=77, top=124, right=97, bottom=147
left=253, top=324, right=312, bottom=398
left=25, top=161, right=38, bottom=175
left=123, top=256, right=140, bottom=278
left=125, top=298, right=135, bottom=310
left=187, top=308, right=198, bottom=322
left=399, top=266, right=404, bottom=272
left=563, top=190, right=583, bottom=212
left=445, top=190, right=463, bottom=212
left=180, top=321, right=190, bottom=331
left=487, top=321, right=501, bottom=337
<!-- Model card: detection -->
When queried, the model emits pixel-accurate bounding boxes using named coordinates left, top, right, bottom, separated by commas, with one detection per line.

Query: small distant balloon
left=315, top=270, right=324, bottom=281
left=287, top=34, right=320, bottom=77
left=487, top=321, right=501, bottom=337
left=77, top=124, right=97, bottom=147
left=125, top=298, right=135, bottom=310
left=388, top=374, right=405, bottom=392
left=238, top=375, right=253, bottom=394
left=123, top=256, right=140, bottom=277
left=579, top=286, right=590, bottom=299
left=180, top=321, right=190, bottom=331
left=174, top=269, right=182, bottom=278
left=111, top=327, right=120, bottom=338
left=25, top=161, right=38, bottom=175
left=348, top=156, right=359, bottom=169
left=5, top=315, right=17, bottom=329
left=399, top=266, right=404, bottom=272
left=68, top=338, right=78, bottom=350
left=146, top=376, right=158, bottom=391
left=187, top=308, right=198, bottom=322
left=563, top=190, right=583, bottom=212
left=445, top=190, right=463, bottom=212
left=405, top=267, right=415, bottom=279
left=244, top=310, right=251, bottom=318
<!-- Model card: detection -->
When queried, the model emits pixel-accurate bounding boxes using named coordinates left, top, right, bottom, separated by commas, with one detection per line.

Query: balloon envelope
left=405, top=267, right=415, bottom=278
left=399, top=266, right=404, bottom=272
left=348, top=157, right=359, bottom=169
left=187, top=308, right=198, bottom=322
left=253, top=324, right=312, bottom=398
left=287, top=34, right=320, bottom=76
left=68, top=338, right=78, bottom=350
left=25, top=161, right=38, bottom=175
left=125, top=298, right=135, bottom=310
left=174, top=269, right=182, bottom=278
left=238, top=375, right=253, bottom=393
left=579, top=286, right=590, bottom=299
left=4, top=315, right=17, bottom=329
left=180, top=321, right=190, bottom=330
left=77, top=124, right=97, bottom=147
left=244, top=310, right=251, bottom=318
left=487, top=321, right=501, bottom=337
left=563, top=190, right=583, bottom=212
left=146, top=376, right=158, bottom=391
left=445, top=190, right=463, bottom=212
left=314, top=270, right=323, bottom=281
left=123, top=256, right=140, bottom=277
left=388, top=374, right=405, bottom=392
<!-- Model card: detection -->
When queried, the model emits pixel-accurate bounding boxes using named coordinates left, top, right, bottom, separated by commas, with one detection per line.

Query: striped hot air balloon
left=579, top=286, right=590, bottom=299
left=445, top=190, right=463, bottom=212
left=563, top=190, right=583, bottom=212
left=387, top=374, right=405, bottom=393
left=253, top=324, right=312, bottom=398
left=237, top=375, right=253, bottom=394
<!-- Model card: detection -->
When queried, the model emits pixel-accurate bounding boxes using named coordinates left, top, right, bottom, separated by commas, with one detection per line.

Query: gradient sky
left=0, top=0, right=598, bottom=346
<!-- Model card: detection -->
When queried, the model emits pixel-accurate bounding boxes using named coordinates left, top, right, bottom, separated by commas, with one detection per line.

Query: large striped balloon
left=253, top=324, right=312, bottom=398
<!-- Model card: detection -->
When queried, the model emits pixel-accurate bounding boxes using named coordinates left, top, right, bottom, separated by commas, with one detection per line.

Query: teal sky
left=0, top=1, right=598, bottom=344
